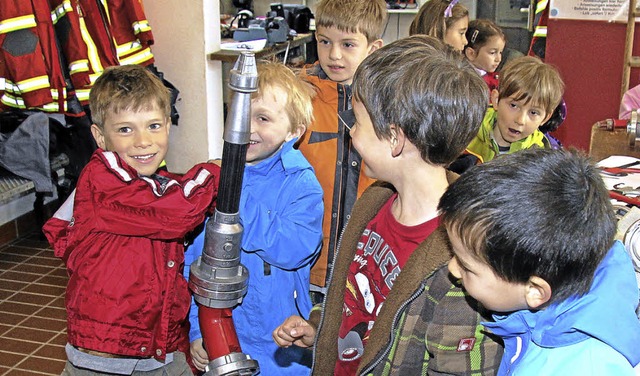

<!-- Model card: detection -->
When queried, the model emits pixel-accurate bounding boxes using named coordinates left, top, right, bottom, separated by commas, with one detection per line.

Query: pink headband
left=444, top=0, right=459, bottom=18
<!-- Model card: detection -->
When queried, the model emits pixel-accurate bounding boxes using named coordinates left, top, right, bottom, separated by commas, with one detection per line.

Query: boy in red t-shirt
left=273, top=35, right=503, bottom=375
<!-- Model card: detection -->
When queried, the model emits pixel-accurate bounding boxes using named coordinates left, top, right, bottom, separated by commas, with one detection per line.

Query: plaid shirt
left=311, top=179, right=503, bottom=375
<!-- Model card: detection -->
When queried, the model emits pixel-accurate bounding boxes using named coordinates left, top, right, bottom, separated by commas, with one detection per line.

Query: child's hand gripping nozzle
left=188, top=52, right=259, bottom=376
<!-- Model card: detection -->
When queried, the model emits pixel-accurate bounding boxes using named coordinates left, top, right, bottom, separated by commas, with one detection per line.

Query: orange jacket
left=298, top=63, right=375, bottom=288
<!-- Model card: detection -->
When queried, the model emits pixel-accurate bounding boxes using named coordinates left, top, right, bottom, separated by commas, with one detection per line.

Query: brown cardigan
left=310, top=175, right=458, bottom=375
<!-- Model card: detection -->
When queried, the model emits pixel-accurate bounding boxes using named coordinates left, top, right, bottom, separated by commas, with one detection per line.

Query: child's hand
left=272, top=315, right=316, bottom=348
left=190, top=338, right=209, bottom=371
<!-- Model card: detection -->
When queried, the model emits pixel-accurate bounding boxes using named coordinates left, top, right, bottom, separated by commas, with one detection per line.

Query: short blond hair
left=254, top=61, right=315, bottom=132
left=498, top=56, right=564, bottom=116
left=315, top=0, right=388, bottom=43
left=90, top=65, right=170, bottom=128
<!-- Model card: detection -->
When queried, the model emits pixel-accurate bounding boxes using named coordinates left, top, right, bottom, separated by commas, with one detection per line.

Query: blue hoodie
left=184, top=139, right=323, bottom=375
left=483, top=241, right=640, bottom=375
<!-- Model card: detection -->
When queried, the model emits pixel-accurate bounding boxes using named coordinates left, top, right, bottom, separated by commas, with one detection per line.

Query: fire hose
left=188, top=52, right=260, bottom=376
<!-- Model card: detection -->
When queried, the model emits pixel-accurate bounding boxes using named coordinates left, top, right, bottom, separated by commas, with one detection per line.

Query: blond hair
left=315, top=0, right=388, bottom=43
left=89, top=65, right=170, bottom=128
left=254, top=61, right=315, bottom=131
left=498, top=56, right=564, bottom=116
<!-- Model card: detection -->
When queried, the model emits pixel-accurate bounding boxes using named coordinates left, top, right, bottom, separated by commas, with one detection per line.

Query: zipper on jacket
left=359, top=281, right=427, bottom=375
left=327, top=83, right=352, bottom=280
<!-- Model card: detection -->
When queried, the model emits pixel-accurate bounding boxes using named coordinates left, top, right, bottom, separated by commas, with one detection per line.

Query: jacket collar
left=484, top=241, right=640, bottom=365
left=244, top=138, right=303, bottom=176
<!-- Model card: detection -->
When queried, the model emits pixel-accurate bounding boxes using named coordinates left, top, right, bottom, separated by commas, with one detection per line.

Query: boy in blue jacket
left=184, top=61, right=323, bottom=375
left=441, top=148, right=640, bottom=375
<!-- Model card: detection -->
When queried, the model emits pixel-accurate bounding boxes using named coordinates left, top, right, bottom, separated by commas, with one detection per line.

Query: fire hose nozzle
left=225, top=53, right=258, bottom=146
left=188, top=52, right=259, bottom=376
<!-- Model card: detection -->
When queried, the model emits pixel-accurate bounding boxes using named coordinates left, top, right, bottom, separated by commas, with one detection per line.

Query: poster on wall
left=550, top=0, right=633, bottom=22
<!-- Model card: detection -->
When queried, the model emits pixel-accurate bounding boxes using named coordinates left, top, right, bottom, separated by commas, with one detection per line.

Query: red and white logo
left=457, top=338, right=476, bottom=352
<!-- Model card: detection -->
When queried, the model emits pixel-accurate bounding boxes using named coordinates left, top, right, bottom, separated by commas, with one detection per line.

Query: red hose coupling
left=199, top=306, right=242, bottom=359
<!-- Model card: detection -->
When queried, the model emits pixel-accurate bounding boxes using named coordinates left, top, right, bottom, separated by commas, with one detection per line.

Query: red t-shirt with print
left=334, top=193, right=441, bottom=375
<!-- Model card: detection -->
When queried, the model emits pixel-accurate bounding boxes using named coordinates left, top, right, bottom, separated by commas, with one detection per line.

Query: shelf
left=209, top=33, right=314, bottom=63
left=387, top=8, right=419, bottom=14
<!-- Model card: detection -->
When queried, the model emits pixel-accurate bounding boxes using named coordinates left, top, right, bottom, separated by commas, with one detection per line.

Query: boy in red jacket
left=43, top=65, right=220, bottom=375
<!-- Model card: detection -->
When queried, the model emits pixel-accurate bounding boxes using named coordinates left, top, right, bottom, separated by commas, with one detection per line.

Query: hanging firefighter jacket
left=528, top=0, right=548, bottom=60
left=0, top=0, right=155, bottom=112
left=0, top=0, right=69, bottom=112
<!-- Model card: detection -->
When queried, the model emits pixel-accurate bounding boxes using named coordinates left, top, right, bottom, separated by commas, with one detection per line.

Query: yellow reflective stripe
left=5, top=79, right=21, bottom=94
left=69, top=59, right=90, bottom=74
left=89, top=72, right=102, bottom=85
left=100, top=0, right=112, bottom=25
left=75, top=88, right=91, bottom=102
left=0, top=77, right=20, bottom=93
left=0, top=15, right=37, bottom=34
left=533, top=26, right=547, bottom=38
left=536, top=0, right=548, bottom=14
left=51, top=0, right=73, bottom=24
left=0, top=92, right=64, bottom=112
left=118, top=48, right=154, bottom=66
left=1, top=93, right=27, bottom=109
left=116, top=40, right=142, bottom=57
left=132, top=20, right=152, bottom=34
left=78, top=15, right=104, bottom=72
left=41, top=102, right=63, bottom=112
left=16, top=76, right=51, bottom=94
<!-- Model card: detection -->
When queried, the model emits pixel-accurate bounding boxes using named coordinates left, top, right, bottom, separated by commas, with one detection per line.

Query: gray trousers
left=60, top=351, right=194, bottom=376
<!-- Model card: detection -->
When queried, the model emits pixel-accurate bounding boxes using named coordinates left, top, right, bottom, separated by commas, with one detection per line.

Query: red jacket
left=483, top=71, right=499, bottom=93
left=0, top=0, right=67, bottom=111
left=43, top=149, right=220, bottom=360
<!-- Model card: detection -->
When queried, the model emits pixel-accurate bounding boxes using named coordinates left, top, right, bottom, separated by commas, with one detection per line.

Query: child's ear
left=490, top=89, right=500, bottom=108
left=389, top=125, right=406, bottom=158
left=91, top=123, right=106, bottom=149
left=525, top=276, right=552, bottom=309
left=165, top=117, right=172, bottom=135
left=368, top=39, right=383, bottom=55
left=285, top=124, right=306, bottom=142
left=464, top=47, right=476, bottom=61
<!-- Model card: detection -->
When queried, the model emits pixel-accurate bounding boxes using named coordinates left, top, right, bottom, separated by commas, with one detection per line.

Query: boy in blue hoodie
left=440, top=148, right=640, bottom=375
left=184, top=61, right=324, bottom=375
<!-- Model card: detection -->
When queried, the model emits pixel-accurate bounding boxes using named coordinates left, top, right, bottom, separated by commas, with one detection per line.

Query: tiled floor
left=0, top=232, right=68, bottom=375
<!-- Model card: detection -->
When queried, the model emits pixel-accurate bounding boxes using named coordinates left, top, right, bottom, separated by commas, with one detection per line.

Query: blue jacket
left=484, top=241, right=640, bottom=375
left=184, top=139, right=323, bottom=375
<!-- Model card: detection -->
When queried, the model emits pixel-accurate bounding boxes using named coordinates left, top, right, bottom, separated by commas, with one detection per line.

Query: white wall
left=145, top=0, right=225, bottom=173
